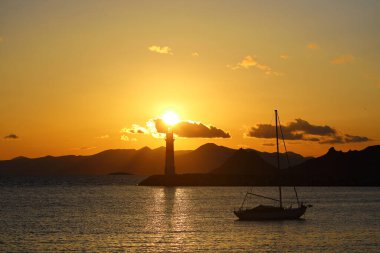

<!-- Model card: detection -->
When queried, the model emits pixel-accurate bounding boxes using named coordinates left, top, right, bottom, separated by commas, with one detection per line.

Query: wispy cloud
left=247, top=118, right=370, bottom=144
left=4, top=134, right=19, bottom=140
left=307, top=43, right=319, bottom=49
left=120, top=125, right=148, bottom=141
left=280, top=54, right=289, bottom=60
left=192, top=52, right=199, bottom=57
left=71, top=146, right=97, bottom=151
left=95, top=134, right=109, bottom=139
left=148, top=45, right=173, bottom=55
left=80, top=146, right=97, bottom=150
left=120, top=135, right=129, bottom=141
left=228, top=55, right=280, bottom=76
left=121, top=124, right=149, bottom=134
left=319, top=136, right=344, bottom=144
left=331, top=54, right=354, bottom=65
left=344, top=134, right=369, bottom=143
left=120, top=135, right=137, bottom=142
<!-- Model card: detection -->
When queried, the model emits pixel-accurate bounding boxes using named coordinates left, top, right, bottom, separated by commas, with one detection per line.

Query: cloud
left=120, top=126, right=143, bottom=141
left=79, top=146, right=97, bottom=150
left=120, top=135, right=137, bottom=142
left=307, top=43, right=319, bottom=49
left=319, top=136, right=344, bottom=144
left=4, top=134, right=19, bottom=140
left=288, top=119, right=336, bottom=136
left=96, top=134, right=109, bottom=139
left=331, top=54, right=354, bottom=65
left=248, top=119, right=336, bottom=141
left=121, top=124, right=148, bottom=134
left=280, top=54, right=289, bottom=60
left=192, top=52, right=199, bottom=57
left=247, top=118, right=370, bottom=144
left=125, top=117, right=230, bottom=139
left=235, top=55, right=257, bottom=69
left=120, top=135, right=129, bottom=141
left=151, top=118, right=230, bottom=138
left=148, top=45, right=173, bottom=55
left=344, top=134, right=370, bottom=143
left=228, top=55, right=280, bottom=76
left=319, top=134, right=370, bottom=144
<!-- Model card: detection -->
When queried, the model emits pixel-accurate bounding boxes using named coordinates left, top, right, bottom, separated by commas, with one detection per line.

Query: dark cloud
left=248, top=123, right=303, bottom=140
left=154, top=119, right=230, bottom=138
left=319, top=136, right=344, bottom=144
left=288, top=119, right=336, bottom=136
left=344, top=134, right=370, bottom=143
left=320, top=134, right=371, bottom=144
left=129, top=129, right=145, bottom=134
left=4, top=134, right=18, bottom=139
left=247, top=118, right=370, bottom=144
left=247, top=118, right=333, bottom=141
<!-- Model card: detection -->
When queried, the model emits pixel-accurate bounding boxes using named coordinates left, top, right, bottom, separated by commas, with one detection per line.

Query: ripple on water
left=0, top=177, right=379, bottom=252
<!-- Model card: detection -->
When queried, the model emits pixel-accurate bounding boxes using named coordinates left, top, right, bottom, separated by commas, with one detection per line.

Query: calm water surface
left=0, top=176, right=379, bottom=252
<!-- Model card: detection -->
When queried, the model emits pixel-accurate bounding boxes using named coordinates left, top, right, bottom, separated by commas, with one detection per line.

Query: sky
left=1, top=0, right=380, bottom=159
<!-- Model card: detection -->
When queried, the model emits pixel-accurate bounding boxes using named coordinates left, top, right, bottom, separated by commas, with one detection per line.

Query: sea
left=0, top=176, right=379, bottom=252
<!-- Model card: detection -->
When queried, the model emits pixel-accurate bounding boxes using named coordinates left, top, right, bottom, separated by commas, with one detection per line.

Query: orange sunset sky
left=1, top=0, right=380, bottom=160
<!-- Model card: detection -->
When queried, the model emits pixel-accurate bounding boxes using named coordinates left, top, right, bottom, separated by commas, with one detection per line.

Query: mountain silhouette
left=212, top=149, right=276, bottom=176
left=258, top=151, right=311, bottom=169
left=286, top=145, right=380, bottom=185
left=2, top=144, right=379, bottom=185
left=0, top=143, right=309, bottom=176
left=176, top=143, right=235, bottom=173
left=0, top=150, right=137, bottom=176
left=140, top=145, right=380, bottom=186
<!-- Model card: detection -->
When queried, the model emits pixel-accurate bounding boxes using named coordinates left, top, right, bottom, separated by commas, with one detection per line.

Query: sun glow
left=162, top=111, right=180, bottom=126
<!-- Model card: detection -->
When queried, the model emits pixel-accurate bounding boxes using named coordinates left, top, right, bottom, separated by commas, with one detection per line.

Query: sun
left=162, top=111, right=180, bottom=126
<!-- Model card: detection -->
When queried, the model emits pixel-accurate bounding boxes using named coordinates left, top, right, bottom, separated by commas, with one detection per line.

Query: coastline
left=138, top=174, right=380, bottom=186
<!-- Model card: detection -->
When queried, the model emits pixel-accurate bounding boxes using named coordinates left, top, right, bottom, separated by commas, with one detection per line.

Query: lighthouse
left=162, top=111, right=179, bottom=176
left=165, top=129, right=175, bottom=175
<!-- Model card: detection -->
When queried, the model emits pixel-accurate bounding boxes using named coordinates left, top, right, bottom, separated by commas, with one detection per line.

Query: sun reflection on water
left=1, top=183, right=378, bottom=252
left=143, top=187, right=194, bottom=251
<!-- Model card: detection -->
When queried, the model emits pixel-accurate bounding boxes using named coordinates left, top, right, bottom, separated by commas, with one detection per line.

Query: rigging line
left=246, top=192, right=280, bottom=202
left=241, top=186, right=254, bottom=208
left=277, top=115, right=291, bottom=168
left=277, top=113, right=301, bottom=206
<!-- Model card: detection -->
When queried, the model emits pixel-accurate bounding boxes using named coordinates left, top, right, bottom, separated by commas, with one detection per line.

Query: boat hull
left=234, top=205, right=307, bottom=221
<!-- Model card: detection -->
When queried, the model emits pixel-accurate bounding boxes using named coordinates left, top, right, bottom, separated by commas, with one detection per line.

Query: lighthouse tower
left=165, top=130, right=175, bottom=175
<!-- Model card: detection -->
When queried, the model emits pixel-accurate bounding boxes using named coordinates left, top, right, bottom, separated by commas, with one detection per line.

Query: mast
left=275, top=110, right=283, bottom=208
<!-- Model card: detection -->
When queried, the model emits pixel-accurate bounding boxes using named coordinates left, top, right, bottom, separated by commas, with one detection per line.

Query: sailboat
left=234, top=110, right=310, bottom=220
